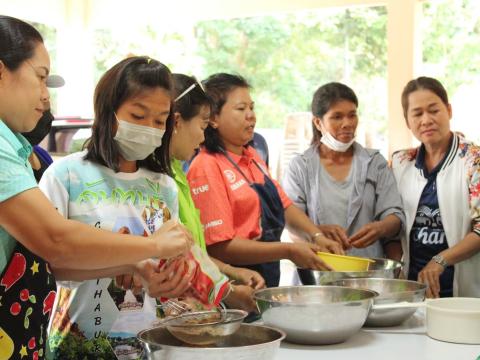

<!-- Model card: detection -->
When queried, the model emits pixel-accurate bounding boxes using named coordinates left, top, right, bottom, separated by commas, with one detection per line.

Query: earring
left=174, top=129, right=178, bottom=134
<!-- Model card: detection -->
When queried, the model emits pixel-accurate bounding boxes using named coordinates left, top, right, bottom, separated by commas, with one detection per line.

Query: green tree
left=194, top=7, right=387, bottom=131
left=422, top=0, right=480, bottom=93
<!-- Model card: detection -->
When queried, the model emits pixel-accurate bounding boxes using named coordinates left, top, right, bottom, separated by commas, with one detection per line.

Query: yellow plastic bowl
left=317, top=252, right=375, bottom=271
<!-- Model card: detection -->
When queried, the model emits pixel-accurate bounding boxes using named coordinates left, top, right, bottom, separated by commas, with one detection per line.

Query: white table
left=275, top=309, right=480, bottom=360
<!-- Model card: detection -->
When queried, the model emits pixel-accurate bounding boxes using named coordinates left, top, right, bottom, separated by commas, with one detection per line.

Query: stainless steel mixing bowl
left=329, top=278, right=426, bottom=327
left=138, top=323, right=285, bottom=360
left=253, top=285, right=377, bottom=345
left=297, top=257, right=403, bottom=285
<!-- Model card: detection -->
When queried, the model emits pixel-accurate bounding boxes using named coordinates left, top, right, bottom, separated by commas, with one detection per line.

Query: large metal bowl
left=138, top=323, right=285, bottom=360
left=329, top=278, right=426, bottom=327
left=297, top=257, right=403, bottom=285
left=253, top=285, right=377, bottom=345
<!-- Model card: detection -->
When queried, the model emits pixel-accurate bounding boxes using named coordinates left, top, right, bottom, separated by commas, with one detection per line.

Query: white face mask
left=320, top=129, right=355, bottom=152
left=114, top=116, right=165, bottom=161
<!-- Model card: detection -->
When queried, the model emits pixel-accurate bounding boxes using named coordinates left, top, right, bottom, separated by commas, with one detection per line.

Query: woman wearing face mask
left=187, top=73, right=343, bottom=288
left=392, top=77, right=480, bottom=298
left=0, top=16, right=190, bottom=359
left=283, top=82, right=405, bottom=260
left=39, top=57, right=196, bottom=359
left=166, top=73, right=265, bottom=313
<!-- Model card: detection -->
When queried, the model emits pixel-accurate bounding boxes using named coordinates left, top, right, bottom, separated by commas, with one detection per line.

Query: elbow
left=43, top=250, right=71, bottom=269
left=34, top=229, right=74, bottom=269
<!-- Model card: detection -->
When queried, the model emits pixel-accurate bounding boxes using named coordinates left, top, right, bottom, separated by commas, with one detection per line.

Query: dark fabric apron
left=0, top=241, right=56, bottom=360
left=222, top=150, right=285, bottom=288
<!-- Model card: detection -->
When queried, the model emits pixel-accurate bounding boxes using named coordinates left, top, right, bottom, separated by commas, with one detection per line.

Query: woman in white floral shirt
left=392, top=76, right=480, bottom=298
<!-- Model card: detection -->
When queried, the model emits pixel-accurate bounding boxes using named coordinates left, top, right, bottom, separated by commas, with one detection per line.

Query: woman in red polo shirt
left=187, top=73, right=344, bottom=287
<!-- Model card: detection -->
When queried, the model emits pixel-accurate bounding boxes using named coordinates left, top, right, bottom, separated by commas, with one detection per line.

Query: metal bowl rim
left=137, top=323, right=286, bottom=350
left=370, top=257, right=404, bottom=267
left=253, top=285, right=379, bottom=305
left=161, top=309, right=248, bottom=328
left=297, top=257, right=404, bottom=271
left=326, top=277, right=427, bottom=297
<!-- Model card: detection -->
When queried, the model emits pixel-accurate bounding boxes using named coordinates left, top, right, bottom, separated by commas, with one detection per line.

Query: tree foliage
left=35, top=1, right=480, bottom=140
left=422, top=0, right=480, bottom=93
left=194, top=7, right=387, bottom=129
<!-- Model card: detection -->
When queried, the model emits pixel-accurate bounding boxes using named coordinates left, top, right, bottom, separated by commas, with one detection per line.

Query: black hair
left=0, top=15, right=44, bottom=71
left=310, top=82, right=358, bottom=145
left=84, top=56, right=174, bottom=175
left=202, top=73, right=251, bottom=153
left=401, top=76, right=449, bottom=121
left=172, top=73, right=212, bottom=121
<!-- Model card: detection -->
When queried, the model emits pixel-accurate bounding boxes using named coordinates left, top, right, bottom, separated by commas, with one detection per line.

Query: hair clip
left=174, top=83, right=196, bottom=102
left=147, top=58, right=152, bottom=64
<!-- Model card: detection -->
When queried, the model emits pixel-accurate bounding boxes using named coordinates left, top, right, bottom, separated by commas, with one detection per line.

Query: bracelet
left=432, top=254, right=449, bottom=268
left=310, top=231, right=324, bottom=242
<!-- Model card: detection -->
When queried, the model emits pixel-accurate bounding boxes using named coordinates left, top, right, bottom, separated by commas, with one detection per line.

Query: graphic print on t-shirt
left=412, top=205, right=445, bottom=245
left=49, top=201, right=172, bottom=360
left=41, top=153, right=178, bottom=360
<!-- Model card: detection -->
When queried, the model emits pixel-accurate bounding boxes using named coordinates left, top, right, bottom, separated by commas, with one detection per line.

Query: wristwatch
left=432, top=254, right=449, bottom=268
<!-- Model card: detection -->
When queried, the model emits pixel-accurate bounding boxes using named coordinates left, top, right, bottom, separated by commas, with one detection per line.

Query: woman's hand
left=317, top=224, right=350, bottom=250
left=287, top=243, right=333, bottom=271
left=313, top=234, right=345, bottom=255
left=418, top=260, right=444, bottom=298
left=223, top=285, right=258, bottom=313
left=115, top=273, right=143, bottom=295
left=349, top=221, right=383, bottom=248
left=152, top=220, right=193, bottom=259
left=132, top=258, right=193, bottom=299
left=226, top=266, right=265, bottom=289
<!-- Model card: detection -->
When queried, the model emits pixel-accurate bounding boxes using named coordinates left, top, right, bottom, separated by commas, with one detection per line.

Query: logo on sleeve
left=192, top=184, right=209, bottom=195
left=223, top=170, right=236, bottom=183
left=205, top=219, right=223, bottom=229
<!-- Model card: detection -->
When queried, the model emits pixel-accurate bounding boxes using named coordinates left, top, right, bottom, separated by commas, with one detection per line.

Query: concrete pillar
left=386, top=0, right=423, bottom=155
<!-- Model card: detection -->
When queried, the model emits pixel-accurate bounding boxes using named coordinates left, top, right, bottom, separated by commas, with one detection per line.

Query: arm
left=284, top=205, right=344, bottom=254
left=207, top=237, right=331, bottom=270
left=439, top=232, right=480, bottom=265
left=383, top=240, right=403, bottom=262
left=0, top=188, right=191, bottom=270
left=113, top=259, right=193, bottom=299
left=419, top=232, right=480, bottom=298
left=350, top=155, right=405, bottom=249
left=208, top=238, right=291, bottom=265
left=52, top=265, right=135, bottom=281
left=77, top=259, right=194, bottom=299
left=349, top=214, right=402, bottom=248
left=211, top=257, right=265, bottom=289
left=373, top=155, right=406, bottom=233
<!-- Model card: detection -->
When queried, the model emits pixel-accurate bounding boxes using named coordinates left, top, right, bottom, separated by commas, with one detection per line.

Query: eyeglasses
left=174, top=78, right=205, bottom=102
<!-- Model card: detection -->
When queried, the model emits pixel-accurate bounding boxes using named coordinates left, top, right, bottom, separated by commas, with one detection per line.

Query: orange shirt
left=187, top=146, right=292, bottom=245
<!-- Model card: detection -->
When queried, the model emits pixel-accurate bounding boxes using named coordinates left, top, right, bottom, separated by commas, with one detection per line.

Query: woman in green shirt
left=168, top=73, right=265, bottom=311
